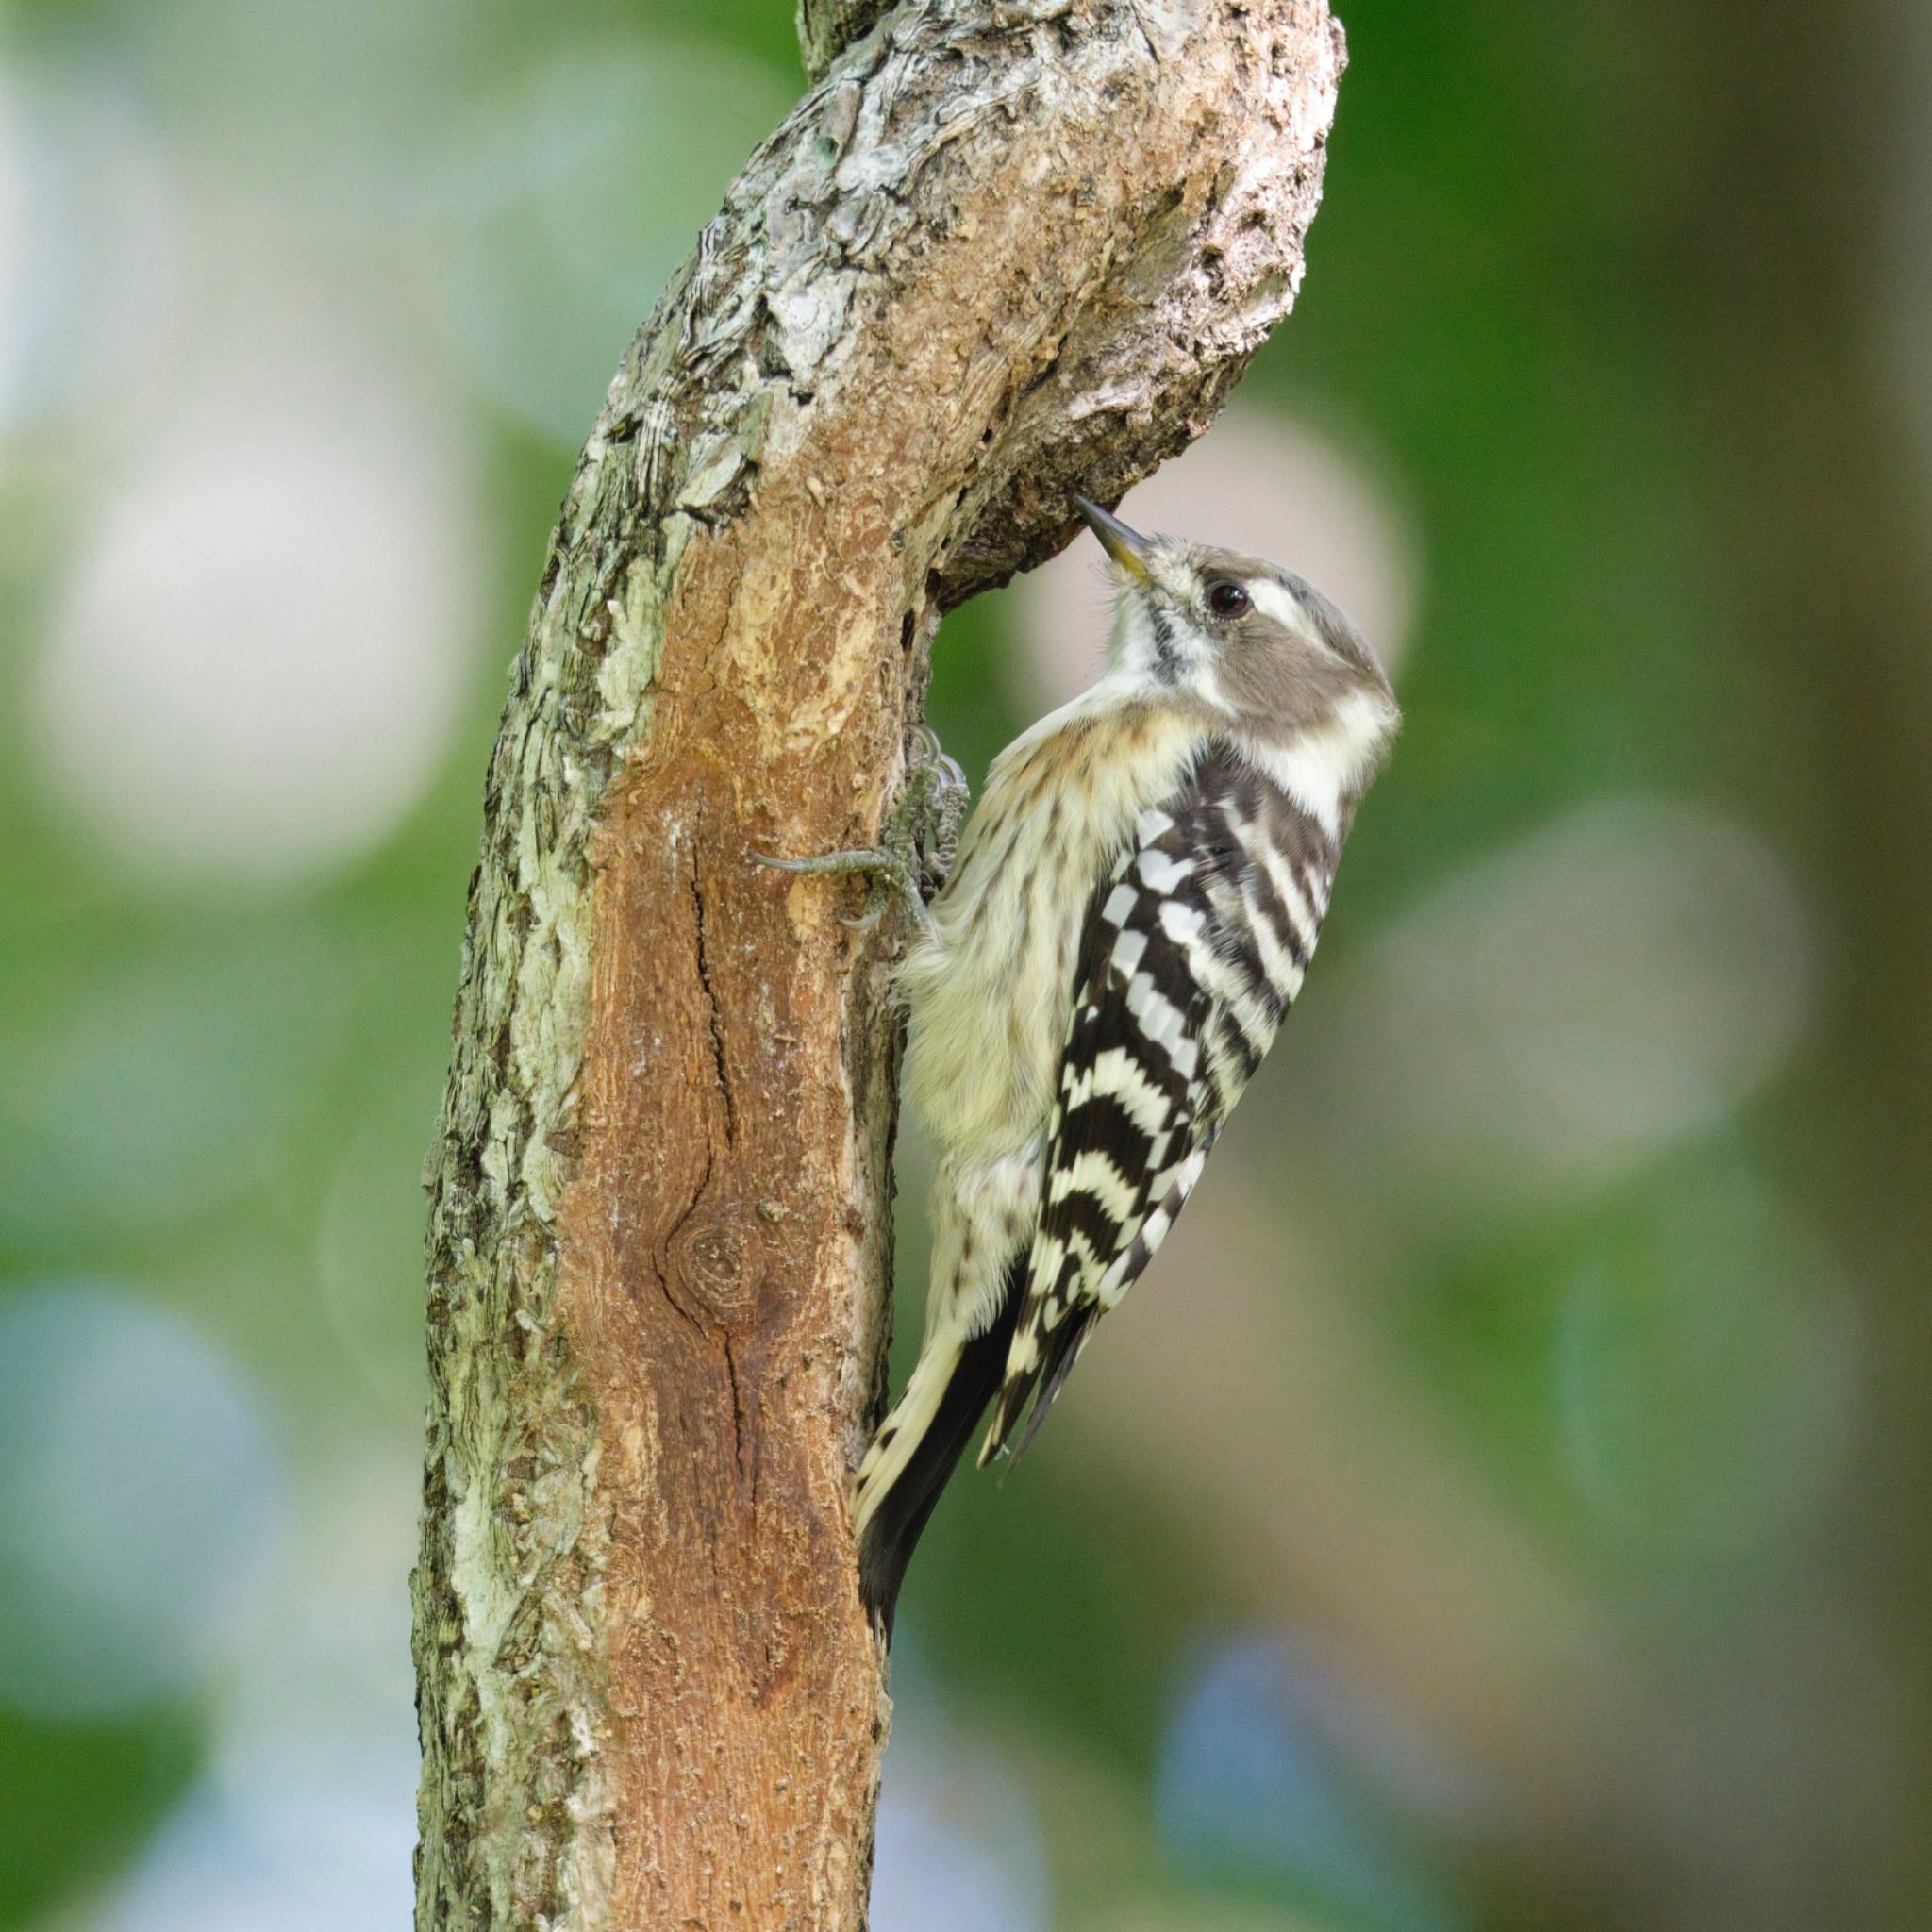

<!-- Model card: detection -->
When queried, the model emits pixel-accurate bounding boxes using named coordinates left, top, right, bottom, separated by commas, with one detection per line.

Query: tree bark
left=797, top=0, right=897, bottom=82
left=411, top=3, right=1346, bottom=1926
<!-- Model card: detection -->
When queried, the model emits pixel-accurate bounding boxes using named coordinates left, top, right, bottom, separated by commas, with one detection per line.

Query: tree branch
left=412, top=3, right=1346, bottom=1926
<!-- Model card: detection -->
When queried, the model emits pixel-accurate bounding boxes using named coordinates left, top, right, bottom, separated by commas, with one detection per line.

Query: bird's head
left=1075, top=494, right=1399, bottom=805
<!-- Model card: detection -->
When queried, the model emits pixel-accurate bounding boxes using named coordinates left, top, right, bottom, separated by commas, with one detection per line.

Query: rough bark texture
left=412, top=3, right=1345, bottom=1927
left=798, top=0, right=896, bottom=81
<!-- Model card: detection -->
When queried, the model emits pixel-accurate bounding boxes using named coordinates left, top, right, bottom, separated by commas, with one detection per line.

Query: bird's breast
left=901, top=700, right=1209, bottom=1166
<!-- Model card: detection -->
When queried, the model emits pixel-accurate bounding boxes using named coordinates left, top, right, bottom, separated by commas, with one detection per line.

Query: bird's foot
left=754, top=726, right=969, bottom=935
left=897, top=725, right=970, bottom=896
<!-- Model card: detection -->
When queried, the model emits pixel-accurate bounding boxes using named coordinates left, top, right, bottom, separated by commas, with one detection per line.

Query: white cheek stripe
left=1113, top=579, right=1244, bottom=715
left=1190, top=665, right=1241, bottom=717
left=1240, top=689, right=1395, bottom=835
left=1246, top=578, right=1305, bottom=634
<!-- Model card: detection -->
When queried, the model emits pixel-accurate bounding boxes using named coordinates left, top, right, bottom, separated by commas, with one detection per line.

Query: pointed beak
left=1074, top=494, right=1155, bottom=585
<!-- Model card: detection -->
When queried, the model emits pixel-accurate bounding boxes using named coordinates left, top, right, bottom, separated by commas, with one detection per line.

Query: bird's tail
left=853, top=1282, right=1020, bottom=1632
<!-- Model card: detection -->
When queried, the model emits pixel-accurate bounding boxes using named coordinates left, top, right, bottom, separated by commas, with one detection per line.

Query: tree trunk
left=411, top=3, right=1346, bottom=1925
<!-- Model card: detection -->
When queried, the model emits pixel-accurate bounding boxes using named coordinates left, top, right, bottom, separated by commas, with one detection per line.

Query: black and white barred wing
left=979, top=746, right=1338, bottom=1463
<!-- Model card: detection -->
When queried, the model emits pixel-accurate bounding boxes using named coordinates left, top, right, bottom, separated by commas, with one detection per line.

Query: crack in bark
left=688, top=824, right=739, bottom=1147
left=724, top=1334, right=758, bottom=1501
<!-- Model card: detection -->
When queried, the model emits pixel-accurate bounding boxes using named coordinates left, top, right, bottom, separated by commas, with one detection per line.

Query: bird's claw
left=752, top=728, right=970, bottom=938
left=901, top=725, right=970, bottom=896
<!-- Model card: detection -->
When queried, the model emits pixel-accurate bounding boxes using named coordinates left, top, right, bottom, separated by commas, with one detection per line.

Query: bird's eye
left=1207, top=580, right=1250, bottom=618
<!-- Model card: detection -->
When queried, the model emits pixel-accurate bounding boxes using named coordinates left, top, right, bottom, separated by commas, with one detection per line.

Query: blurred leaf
left=0, top=1706, right=200, bottom=1929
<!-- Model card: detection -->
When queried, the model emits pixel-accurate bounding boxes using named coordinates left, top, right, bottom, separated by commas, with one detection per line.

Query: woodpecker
left=761, top=497, right=1398, bottom=1627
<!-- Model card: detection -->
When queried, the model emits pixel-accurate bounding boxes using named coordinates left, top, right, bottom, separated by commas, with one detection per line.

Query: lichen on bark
left=413, top=4, right=1347, bottom=1926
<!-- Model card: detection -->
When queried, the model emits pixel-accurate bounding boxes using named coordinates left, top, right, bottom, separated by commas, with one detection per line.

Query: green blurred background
left=2, top=0, right=1928, bottom=1926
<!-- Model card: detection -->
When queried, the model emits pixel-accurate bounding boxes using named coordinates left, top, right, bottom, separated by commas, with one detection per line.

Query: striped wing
left=980, top=744, right=1339, bottom=1461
